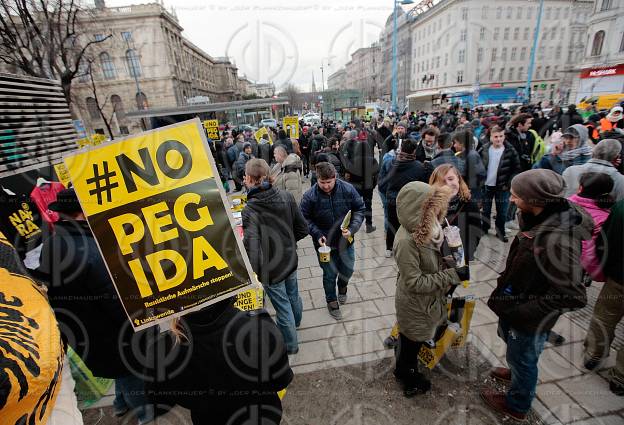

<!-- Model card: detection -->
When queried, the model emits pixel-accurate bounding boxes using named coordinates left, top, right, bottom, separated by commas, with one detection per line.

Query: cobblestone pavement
left=86, top=185, right=624, bottom=424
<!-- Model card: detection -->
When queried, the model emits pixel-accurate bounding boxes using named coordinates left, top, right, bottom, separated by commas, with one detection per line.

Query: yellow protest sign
left=54, top=162, right=71, bottom=188
left=254, top=127, right=272, bottom=144
left=64, top=119, right=255, bottom=331
left=234, top=286, right=264, bottom=311
left=283, top=116, right=299, bottom=139
left=203, top=119, right=220, bottom=141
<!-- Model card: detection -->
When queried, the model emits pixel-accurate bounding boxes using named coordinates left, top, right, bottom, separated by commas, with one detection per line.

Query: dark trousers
left=386, top=201, right=400, bottom=251
left=395, top=333, right=423, bottom=374
left=481, top=186, right=510, bottom=237
left=357, top=188, right=374, bottom=226
left=302, top=152, right=310, bottom=176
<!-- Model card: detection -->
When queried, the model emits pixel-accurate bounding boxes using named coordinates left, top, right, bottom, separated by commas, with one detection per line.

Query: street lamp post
left=525, top=0, right=545, bottom=103
left=391, top=0, right=413, bottom=115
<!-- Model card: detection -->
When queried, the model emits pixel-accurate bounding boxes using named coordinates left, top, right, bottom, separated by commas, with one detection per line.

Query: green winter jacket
left=394, top=182, right=461, bottom=342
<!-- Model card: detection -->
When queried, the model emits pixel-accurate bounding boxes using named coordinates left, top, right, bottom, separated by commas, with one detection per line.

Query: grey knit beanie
left=511, top=169, right=565, bottom=206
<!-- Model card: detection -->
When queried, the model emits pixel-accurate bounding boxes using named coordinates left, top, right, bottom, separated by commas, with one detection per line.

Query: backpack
left=529, top=129, right=546, bottom=164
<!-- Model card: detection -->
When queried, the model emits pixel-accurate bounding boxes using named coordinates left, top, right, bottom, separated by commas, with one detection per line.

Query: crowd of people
left=2, top=100, right=624, bottom=425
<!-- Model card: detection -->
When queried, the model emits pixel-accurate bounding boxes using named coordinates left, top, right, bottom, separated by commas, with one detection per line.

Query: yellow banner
left=65, top=123, right=213, bottom=217
left=254, top=126, right=271, bottom=144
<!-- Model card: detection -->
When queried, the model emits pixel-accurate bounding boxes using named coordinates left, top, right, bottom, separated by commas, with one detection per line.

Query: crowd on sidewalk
left=2, top=101, right=624, bottom=425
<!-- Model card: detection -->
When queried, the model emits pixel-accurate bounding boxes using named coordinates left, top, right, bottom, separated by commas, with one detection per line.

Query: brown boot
left=480, top=389, right=527, bottom=422
left=490, top=367, right=512, bottom=384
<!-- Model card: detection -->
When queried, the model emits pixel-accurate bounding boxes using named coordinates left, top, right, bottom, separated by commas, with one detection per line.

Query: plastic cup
left=318, top=245, right=331, bottom=263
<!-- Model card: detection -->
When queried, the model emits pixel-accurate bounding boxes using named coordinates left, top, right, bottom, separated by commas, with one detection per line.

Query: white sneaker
left=385, top=250, right=392, bottom=258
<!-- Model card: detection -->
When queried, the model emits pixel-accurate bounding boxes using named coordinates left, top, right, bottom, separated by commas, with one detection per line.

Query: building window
left=457, top=70, right=464, bottom=83
left=489, top=68, right=495, bottom=81
left=545, top=66, right=551, bottom=79
left=496, top=7, right=502, bottom=19
left=482, top=6, right=488, bottom=19
left=601, top=0, right=612, bottom=11
left=518, top=67, right=524, bottom=80
left=563, top=7, right=569, bottom=19
left=527, top=7, right=533, bottom=20
left=520, top=47, right=527, bottom=60
left=551, top=27, right=557, bottom=40
left=506, top=7, right=512, bottom=19
left=462, top=8, right=468, bottom=20
left=119, top=126, right=130, bottom=135
left=445, top=53, right=448, bottom=66
left=86, top=97, right=99, bottom=120
left=494, top=27, right=500, bottom=41
left=121, top=31, right=132, bottom=42
left=480, top=27, right=486, bottom=41
left=591, top=31, right=605, bottom=56
left=524, top=27, right=530, bottom=41
left=94, top=33, right=106, bottom=42
left=555, top=46, right=562, bottom=59
left=536, top=66, right=542, bottom=79
left=620, top=33, right=624, bottom=52
left=436, top=56, right=440, bottom=68
left=554, top=8, right=560, bottom=20
left=460, top=29, right=467, bottom=41
left=516, top=7, right=522, bottom=19
left=111, top=95, right=124, bottom=119
left=511, top=47, right=517, bottom=60
left=99, top=52, right=116, bottom=80
left=545, top=7, right=551, bottom=20
left=477, top=48, right=483, bottom=62
left=491, top=48, right=497, bottom=61
left=508, top=68, right=514, bottom=80
left=501, top=47, right=507, bottom=61
left=458, top=50, right=465, bottom=63
left=560, top=28, right=565, bottom=40
left=126, top=49, right=142, bottom=77
left=78, top=59, right=90, bottom=83
left=504, top=28, right=510, bottom=40
left=514, top=28, right=519, bottom=41
left=136, top=92, right=148, bottom=109
left=498, top=68, right=505, bottom=81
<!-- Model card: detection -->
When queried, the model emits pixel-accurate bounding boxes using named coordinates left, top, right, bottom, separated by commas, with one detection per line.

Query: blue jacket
left=300, top=179, right=365, bottom=250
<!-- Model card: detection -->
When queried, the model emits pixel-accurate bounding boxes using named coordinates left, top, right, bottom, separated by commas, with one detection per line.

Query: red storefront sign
left=580, top=63, right=624, bottom=79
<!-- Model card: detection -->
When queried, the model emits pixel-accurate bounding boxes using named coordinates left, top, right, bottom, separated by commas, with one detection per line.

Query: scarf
left=397, top=151, right=417, bottom=162
left=423, top=144, right=437, bottom=160
left=430, top=220, right=445, bottom=250
left=560, top=145, right=592, bottom=162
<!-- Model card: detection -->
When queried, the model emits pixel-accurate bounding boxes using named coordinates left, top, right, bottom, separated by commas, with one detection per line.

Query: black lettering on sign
left=156, top=140, right=192, bottom=180
left=116, top=148, right=159, bottom=193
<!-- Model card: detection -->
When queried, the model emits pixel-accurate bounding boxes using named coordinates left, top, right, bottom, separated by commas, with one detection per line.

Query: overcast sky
left=105, top=0, right=400, bottom=92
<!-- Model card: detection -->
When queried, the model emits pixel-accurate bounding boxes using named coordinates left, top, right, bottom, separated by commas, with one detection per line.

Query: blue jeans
left=114, top=375, right=154, bottom=423
left=264, top=271, right=303, bottom=353
left=498, top=320, right=548, bottom=413
left=481, top=186, right=511, bottom=237
left=318, top=244, right=355, bottom=303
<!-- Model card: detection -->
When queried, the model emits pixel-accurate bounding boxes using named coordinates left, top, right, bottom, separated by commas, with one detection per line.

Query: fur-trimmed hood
left=396, top=182, right=452, bottom=245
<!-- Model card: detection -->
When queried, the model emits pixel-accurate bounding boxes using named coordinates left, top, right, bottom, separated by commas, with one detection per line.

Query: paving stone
left=468, top=333, right=504, bottom=368
left=298, top=307, right=343, bottom=329
left=468, top=262, right=501, bottom=283
left=300, top=290, right=315, bottom=311
left=298, top=322, right=348, bottom=343
left=471, top=323, right=506, bottom=359
left=343, top=314, right=395, bottom=335
left=558, top=374, right=624, bottom=417
left=340, top=300, right=381, bottom=322
left=289, top=339, right=334, bottom=366
left=298, top=276, right=324, bottom=291
left=298, top=254, right=321, bottom=268
left=569, top=415, right=624, bottom=425
left=303, top=246, right=317, bottom=256
left=297, top=237, right=314, bottom=248
left=297, top=267, right=312, bottom=279
left=354, top=258, right=379, bottom=270
left=353, top=265, right=397, bottom=283
left=532, top=398, right=564, bottom=425
left=329, top=331, right=384, bottom=358
left=538, top=348, right=584, bottom=383
left=353, top=280, right=386, bottom=300
left=360, top=237, right=386, bottom=248
left=470, top=300, right=499, bottom=327
left=378, top=279, right=396, bottom=297
left=373, top=297, right=395, bottom=315
left=536, top=383, right=591, bottom=423
left=309, top=267, right=324, bottom=277
left=549, top=316, right=587, bottom=345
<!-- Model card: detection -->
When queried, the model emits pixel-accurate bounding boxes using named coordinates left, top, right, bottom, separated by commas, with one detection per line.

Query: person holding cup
left=300, top=162, right=366, bottom=320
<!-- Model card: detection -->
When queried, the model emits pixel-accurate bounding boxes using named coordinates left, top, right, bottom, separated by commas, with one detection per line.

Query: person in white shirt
left=478, top=126, right=521, bottom=242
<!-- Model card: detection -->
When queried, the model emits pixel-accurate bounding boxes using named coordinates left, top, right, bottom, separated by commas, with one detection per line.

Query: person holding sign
left=393, top=182, right=467, bottom=397
left=242, top=159, right=309, bottom=354
left=300, top=162, right=365, bottom=320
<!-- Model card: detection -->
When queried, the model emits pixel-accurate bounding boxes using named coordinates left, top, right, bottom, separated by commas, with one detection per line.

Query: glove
left=455, top=265, right=470, bottom=282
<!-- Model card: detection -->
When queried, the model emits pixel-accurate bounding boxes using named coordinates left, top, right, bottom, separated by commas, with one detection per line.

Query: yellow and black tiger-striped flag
left=0, top=231, right=64, bottom=425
